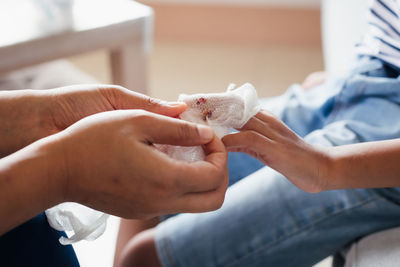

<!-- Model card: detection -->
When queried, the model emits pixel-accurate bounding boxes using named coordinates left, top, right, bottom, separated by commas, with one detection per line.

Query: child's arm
left=222, top=110, right=400, bottom=193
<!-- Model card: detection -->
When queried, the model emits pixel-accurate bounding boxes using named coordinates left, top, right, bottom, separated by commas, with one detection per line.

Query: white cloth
left=158, top=83, right=260, bottom=162
left=45, top=203, right=109, bottom=245
left=46, top=83, right=260, bottom=244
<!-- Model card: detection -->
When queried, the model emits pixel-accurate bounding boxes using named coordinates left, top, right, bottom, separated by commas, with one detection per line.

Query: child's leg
left=125, top=167, right=400, bottom=267
left=259, top=57, right=393, bottom=139
left=117, top=228, right=160, bottom=267
left=258, top=76, right=345, bottom=138
left=153, top=114, right=400, bottom=266
left=120, top=58, right=400, bottom=267
left=114, top=218, right=159, bottom=266
left=114, top=152, right=264, bottom=266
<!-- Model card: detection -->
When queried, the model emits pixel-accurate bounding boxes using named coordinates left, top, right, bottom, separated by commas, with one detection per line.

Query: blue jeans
left=154, top=57, right=400, bottom=267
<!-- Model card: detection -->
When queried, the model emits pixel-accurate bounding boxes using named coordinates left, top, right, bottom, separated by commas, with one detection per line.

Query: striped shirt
left=356, top=0, right=400, bottom=68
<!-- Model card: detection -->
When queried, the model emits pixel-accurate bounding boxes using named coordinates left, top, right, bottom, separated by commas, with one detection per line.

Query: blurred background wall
left=322, top=0, right=368, bottom=76
left=69, top=0, right=324, bottom=100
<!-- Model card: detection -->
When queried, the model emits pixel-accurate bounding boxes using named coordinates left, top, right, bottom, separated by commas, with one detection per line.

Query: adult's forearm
left=0, top=137, right=63, bottom=235
left=327, top=139, right=400, bottom=190
left=0, top=90, right=46, bottom=158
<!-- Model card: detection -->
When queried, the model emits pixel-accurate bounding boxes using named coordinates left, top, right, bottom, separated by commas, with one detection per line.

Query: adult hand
left=222, top=110, right=331, bottom=193
left=0, top=109, right=228, bottom=234
left=49, top=110, right=228, bottom=219
left=0, top=85, right=185, bottom=157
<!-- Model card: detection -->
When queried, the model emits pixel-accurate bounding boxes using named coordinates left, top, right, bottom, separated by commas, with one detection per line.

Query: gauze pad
left=46, top=203, right=109, bottom=245
left=158, top=83, right=260, bottom=162
left=46, top=83, right=260, bottom=244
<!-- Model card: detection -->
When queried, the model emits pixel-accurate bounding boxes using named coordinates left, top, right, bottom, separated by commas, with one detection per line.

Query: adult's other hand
left=0, top=85, right=185, bottom=157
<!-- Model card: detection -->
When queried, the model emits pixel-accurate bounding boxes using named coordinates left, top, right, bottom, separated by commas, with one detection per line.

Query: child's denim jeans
left=155, top=57, right=400, bottom=267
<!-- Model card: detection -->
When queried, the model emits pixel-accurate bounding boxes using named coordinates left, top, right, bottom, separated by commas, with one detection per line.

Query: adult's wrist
left=0, top=135, right=66, bottom=234
left=0, top=90, right=49, bottom=158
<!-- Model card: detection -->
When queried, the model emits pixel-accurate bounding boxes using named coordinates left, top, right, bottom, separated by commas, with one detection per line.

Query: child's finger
left=255, top=110, right=299, bottom=139
left=239, top=117, right=276, bottom=140
left=222, top=130, right=272, bottom=151
left=255, top=110, right=285, bottom=131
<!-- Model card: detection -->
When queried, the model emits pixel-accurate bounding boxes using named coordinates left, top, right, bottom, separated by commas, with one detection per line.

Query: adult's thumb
left=141, top=114, right=214, bottom=146
left=115, top=87, right=187, bottom=117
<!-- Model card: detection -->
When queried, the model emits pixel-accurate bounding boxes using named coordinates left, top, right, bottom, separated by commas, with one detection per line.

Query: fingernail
left=167, top=101, right=186, bottom=107
left=198, top=125, right=213, bottom=140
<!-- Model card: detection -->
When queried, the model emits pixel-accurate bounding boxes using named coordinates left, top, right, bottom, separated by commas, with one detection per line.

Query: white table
left=0, top=0, right=153, bottom=93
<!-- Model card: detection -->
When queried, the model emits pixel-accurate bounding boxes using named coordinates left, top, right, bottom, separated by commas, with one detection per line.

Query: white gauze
left=158, top=83, right=260, bottom=161
left=45, top=83, right=260, bottom=244
left=46, top=203, right=109, bottom=245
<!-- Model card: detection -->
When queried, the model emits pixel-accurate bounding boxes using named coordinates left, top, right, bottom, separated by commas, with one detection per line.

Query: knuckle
left=108, top=85, right=124, bottom=93
left=205, top=193, right=225, bottom=212
left=131, top=109, right=152, bottom=121
left=146, top=96, right=163, bottom=107
left=243, top=130, right=258, bottom=141
left=260, top=109, right=275, bottom=118
left=219, top=168, right=229, bottom=185
left=260, top=110, right=284, bottom=127
left=97, top=85, right=120, bottom=103
left=104, top=85, right=126, bottom=97
left=304, top=183, right=322, bottom=194
left=260, top=110, right=280, bottom=123
left=203, top=177, right=228, bottom=212
left=213, top=193, right=226, bottom=210
left=215, top=196, right=225, bottom=209
left=306, top=174, right=325, bottom=193
left=177, top=122, right=198, bottom=140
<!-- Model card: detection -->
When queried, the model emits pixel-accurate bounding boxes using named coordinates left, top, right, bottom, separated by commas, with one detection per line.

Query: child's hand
left=222, top=110, right=332, bottom=193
